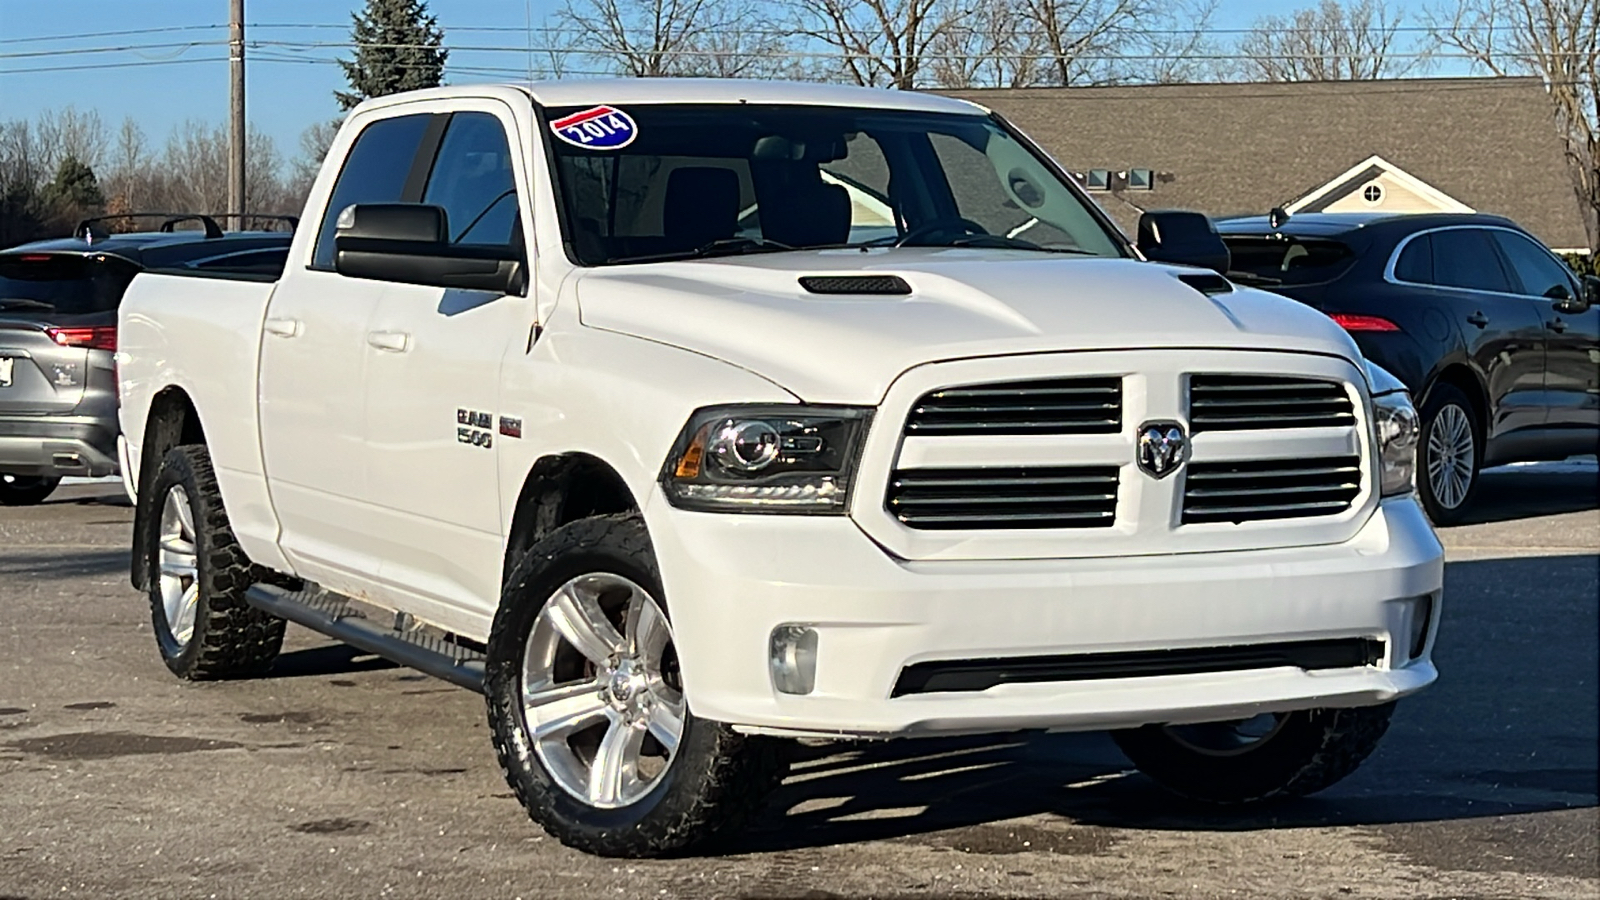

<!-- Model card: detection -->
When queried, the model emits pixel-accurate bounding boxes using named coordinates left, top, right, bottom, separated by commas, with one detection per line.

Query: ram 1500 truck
left=118, top=80, right=1442, bottom=858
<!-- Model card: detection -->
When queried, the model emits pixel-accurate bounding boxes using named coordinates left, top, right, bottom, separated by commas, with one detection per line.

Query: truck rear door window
left=312, top=113, right=435, bottom=270
left=1220, top=237, right=1356, bottom=287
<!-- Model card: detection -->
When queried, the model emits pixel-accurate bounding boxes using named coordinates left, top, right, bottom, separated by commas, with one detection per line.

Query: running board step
left=245, top=583, right=486, bottom=693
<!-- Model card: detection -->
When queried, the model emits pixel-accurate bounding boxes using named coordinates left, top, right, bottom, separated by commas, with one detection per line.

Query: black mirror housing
left=1136, top=210, right=1231, bottom=275
left=1584, top=275, right=1600, bottom=308
left=334, top=203, right=523, bottom=295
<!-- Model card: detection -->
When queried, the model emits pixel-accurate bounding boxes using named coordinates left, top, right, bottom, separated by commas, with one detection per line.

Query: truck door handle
left=1466, top=311, right=1489, bottom=329
left=263, top=317, right=301, bottom=338
left=1547, top=317, right=1568, bottom=333
left=366, top=331, right=411, bottom=353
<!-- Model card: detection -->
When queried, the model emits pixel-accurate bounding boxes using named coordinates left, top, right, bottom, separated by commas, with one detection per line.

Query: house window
left=1127, top=168, right=1154, bottom=191
left=1362, top=183, right=1384, bottom=204
left=1085, top=169, right=1111, bottom=191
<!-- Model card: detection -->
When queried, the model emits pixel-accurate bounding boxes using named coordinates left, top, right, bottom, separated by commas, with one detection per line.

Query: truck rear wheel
left=0, top=474, right=61, bottom=506
left=145, top=445, right=284, bottom=679
left=485, top=514, right=785, bottom=857
left=1113, top=702, right=1396, bottom=804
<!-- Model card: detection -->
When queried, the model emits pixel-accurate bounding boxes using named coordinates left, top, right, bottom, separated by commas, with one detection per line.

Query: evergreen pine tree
left=335, top=0, right=448, bottom=111
left=43, top=155, right=105, bottom=210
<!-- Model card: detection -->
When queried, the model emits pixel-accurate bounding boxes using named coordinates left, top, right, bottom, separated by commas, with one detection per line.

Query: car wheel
left=146, top=445, right=285, bottom=679
left=0, top=474, right=62, bottom=506
left=486, top=514, right=786, bottom=857
left=1417, top=384, right=1482, bottom=526
left=1113, top=703, right=1396, bottom=804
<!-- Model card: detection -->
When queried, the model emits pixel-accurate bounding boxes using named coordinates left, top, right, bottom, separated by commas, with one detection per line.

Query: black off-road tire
left=485, top=513, right=786, bottom=858
left=0, top=474, right=61, bottom=506
left=1417, top=383, right=1482, bottom=526
left=146, top=445, right=285, bottom=679
left=1113, top=702, right=1396, bottom=805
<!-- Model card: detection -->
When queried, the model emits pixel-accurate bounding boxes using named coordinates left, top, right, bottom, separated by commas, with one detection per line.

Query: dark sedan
left=1215, top=212, right=1598, bottom=524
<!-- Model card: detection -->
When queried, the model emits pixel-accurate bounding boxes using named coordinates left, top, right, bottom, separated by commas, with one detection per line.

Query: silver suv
left=1, top=215, right=291, bottom=505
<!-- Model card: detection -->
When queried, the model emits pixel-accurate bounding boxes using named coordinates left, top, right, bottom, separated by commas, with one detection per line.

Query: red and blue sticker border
left=549, top=105, right=638, bottom=150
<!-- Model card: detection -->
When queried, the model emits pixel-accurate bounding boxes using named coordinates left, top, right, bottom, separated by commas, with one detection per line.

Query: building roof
left=943, top=77, right=1590, bottom=250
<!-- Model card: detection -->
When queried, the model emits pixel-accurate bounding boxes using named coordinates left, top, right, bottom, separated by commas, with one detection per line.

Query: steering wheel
left=893, top=217, right=990, bottom=247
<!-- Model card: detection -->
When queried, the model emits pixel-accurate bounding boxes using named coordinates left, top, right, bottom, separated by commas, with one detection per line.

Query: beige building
left=944, top=77, right=1594, bottom=253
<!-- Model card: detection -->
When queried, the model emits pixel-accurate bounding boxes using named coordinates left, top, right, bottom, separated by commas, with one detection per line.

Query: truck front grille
left=1189, top=375, right=1354, bottom=432
left=904, top=377, right=1121, bottom=436
left=1182, top=455, right=1362, bottom=524
left=887, top=466, right=1119, bottom=530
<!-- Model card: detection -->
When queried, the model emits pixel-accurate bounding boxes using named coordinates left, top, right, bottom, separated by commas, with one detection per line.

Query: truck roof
left=351, top=79, right=988, bottom=118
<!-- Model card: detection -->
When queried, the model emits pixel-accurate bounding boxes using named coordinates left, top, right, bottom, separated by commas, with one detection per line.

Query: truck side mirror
left=1136, top=210, right=1231, bottom=276
left=334, top=203, right=523, bottom=295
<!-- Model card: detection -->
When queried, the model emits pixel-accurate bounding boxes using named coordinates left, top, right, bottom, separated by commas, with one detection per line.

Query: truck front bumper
left=0, top=415, right=119, bottom=478
left=647, top=495, right=1443, bottom=738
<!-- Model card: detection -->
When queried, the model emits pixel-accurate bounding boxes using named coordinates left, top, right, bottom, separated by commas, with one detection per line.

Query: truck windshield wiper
left=608, top=238, right=797, bottom=265
left=0, top=298, right=56, bottom=312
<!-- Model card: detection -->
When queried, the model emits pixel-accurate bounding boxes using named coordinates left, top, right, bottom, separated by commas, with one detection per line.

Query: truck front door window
left=311, top=113, right=435, bottom=270
left=422, top=112, right=521, bottom=247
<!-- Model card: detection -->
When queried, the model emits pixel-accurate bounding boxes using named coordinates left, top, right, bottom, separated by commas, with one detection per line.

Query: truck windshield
left=543, top=104, right=1125, bottom=266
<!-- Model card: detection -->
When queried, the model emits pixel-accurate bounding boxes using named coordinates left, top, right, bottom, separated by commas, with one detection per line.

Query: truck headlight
left=1368, top=364, right=1419, bottom=497
left=660, top=405, right=872, bottom=513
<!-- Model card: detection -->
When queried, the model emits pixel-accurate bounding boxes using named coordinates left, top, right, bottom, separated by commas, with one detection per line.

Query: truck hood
left=575, top=248, right=1364, bottom=403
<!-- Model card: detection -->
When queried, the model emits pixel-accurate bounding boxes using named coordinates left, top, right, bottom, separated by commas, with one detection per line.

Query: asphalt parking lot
left=1, top=466, right=1596, bottom=899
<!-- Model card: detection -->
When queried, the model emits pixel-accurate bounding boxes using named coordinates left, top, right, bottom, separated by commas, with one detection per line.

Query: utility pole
left=228, top=0, right=245, bottom=229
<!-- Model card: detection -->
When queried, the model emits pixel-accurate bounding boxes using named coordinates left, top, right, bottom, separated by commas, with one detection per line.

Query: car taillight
left=1329, top=313, right=1400, bottom=333
left=47, top=326, right=118, bottom=351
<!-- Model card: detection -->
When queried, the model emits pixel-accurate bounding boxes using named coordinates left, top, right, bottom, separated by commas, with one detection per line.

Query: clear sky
left=0, top=0, right=1447, bottom=165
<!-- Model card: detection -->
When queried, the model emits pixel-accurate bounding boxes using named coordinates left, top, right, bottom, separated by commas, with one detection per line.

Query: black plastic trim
left=891, top=638, right=1385, bottom=696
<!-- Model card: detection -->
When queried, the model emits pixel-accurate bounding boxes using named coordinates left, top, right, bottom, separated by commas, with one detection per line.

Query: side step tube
left=245, top=584, right=486, bottom=693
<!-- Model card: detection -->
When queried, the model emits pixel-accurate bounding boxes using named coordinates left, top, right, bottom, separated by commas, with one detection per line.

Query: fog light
left=1408, top=593, right=1436, bottom=660
left=769, top=625, right=818, bottom=695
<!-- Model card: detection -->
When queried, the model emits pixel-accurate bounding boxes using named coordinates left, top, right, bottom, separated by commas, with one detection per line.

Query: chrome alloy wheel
left=1163, top=712, right=1289, bottom=758
left=1426, top=403, right=1475, bottom=510
left=157, top=485, right=201, bottom=646
left=521, top=573, right=685, bottom=809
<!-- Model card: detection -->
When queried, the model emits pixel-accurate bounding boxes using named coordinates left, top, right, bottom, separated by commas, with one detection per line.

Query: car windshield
left=0, top=254, right=139, bottom=316
left=544, top=103, right=1126, bottom=266
left=1220, top=235, right=1357, bottom=287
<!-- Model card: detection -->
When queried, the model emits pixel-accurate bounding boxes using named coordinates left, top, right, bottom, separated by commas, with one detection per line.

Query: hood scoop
left=799, top=275, right=912, bottom=296
left=1178, top=272, right=1233, bottom=296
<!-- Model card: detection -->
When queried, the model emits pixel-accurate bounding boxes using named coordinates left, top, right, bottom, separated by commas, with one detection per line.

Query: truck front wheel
left=1113, top=702, right=1396, bottom=804
left=145, top=445, right=284, bottom=679
left=486, top=514, right=785, bottom=857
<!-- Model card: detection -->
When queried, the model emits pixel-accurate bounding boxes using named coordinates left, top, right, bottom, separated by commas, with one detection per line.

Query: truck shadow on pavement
left=0, top=548, right=129, bottom=582
left=729, top=553, right=1599, bottom=854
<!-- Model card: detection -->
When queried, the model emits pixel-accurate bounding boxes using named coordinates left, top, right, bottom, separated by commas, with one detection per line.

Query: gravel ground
left=1, top=464, right=1595, bottom=899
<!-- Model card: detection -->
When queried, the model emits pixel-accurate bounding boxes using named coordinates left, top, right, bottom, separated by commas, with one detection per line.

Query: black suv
left=1216, top=212, right=1599, bottom=524
left=0, top=214, right=292, bottom=505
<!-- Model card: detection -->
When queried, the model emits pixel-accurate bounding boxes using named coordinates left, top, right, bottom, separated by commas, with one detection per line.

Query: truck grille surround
left=883, top=364, right=1368, bottom=538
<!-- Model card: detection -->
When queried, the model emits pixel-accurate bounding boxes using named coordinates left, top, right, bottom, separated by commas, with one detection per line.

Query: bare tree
left=793, top=0, right=967, bottom=89
left=32, top=106, right=108, bottom=173
left=1237, top=0, right=1419, bottom=82
left=556, top=0, right=788, bottom=77
left=929, top=0, right=1042, bottom=88
left=1431, top=0, right=1599, bottom=252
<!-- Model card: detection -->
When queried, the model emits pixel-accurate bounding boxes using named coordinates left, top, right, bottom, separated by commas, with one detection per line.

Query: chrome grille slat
left=888, top=466, right=1119, bottom=530
left=1189, top=375, right=1354, bottom=433
left=1183, top=455, right=1361, bottom=524
left=906, top=377, right=1122, bottom=437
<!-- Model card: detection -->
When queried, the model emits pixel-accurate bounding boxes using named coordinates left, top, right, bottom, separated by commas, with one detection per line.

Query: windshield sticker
left=549, top=106, right=637, bottom=150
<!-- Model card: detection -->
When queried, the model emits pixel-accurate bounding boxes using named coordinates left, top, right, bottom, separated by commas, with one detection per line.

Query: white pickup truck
left=118, top=79, right=1443, bottom=857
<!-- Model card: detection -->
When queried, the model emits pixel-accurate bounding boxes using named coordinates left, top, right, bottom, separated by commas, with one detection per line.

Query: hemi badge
left=499, top=416, right=523, bottom=438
